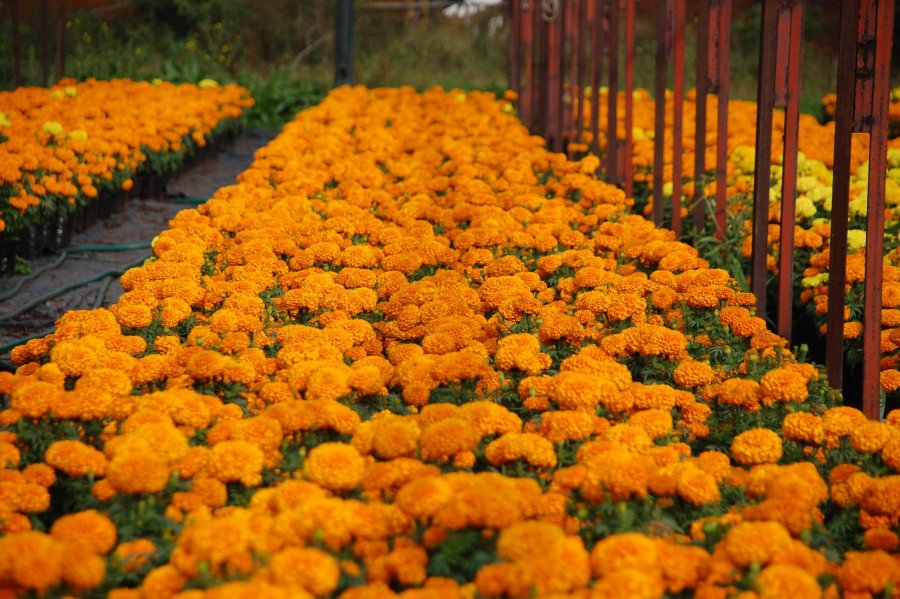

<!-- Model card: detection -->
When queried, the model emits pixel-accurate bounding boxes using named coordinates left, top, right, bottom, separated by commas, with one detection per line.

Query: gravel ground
left=0, top=128, right=276, bottom=365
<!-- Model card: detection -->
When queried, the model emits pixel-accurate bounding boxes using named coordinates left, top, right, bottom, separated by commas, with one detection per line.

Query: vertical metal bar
left=590, top=0, right=603, bottom=156
left=521, top=1, right=535, bottom=127
left=509, top=0, right=522, bottom=97
left=335, top=0, right=355, bottom=86
left=862, top=0, right=895, bottom=417
left=652, top=0, right=669, bottom=227
left=40, top=0, right=50, bottom=86
left=546, top=3, right=563, bottom=151
left=576, top=0, right=588, bottom=147
left=606, top=0, right=620, bottom=184
left=776, top=0, right=804, bottom=342
left=714, top=0, right=731, bottom=241
left=564, top=0, right=578, bottom=153
left=11, top=0, right=21, bottom=88
left=751, top=0, right=779, bottom=317
left=670, top=0, right=685, bottom=235
left=693, top=0, right=711, bottom=231
left=827, top=0, right=859, bottom=390
left=55, top=0, right=65, bottom=82
left=623, top=0, right=635, bottom=197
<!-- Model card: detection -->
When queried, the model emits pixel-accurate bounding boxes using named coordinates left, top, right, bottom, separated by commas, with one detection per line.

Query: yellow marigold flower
left=731, top=428, right=783, bottom=465
left=458, top=401, right=522, bottom=436
left=781, top=412, right=824, bottom=445
left=50, top=509, right=117, bottom=554
left=496, top=520, right=567, bottom=562
left=44, top=440, right=108, bottom=477
left=210, top=440, right=264, bottom=487
left=22, top=463, right=55, bottom=488
left=113, top=303, right=154, bottom=329
left=485, top=432, right=557, bottom=469
left=551, top=371, right=633, bottom=413
left=581, top=449, right=651, bottom=502
left=113, top=538, right=156, bottom=573
left=533, top=410, right=594, bottom=442
left=268, top=546, right=340, bottom=595
left=106, top=451, right=170, bottom=495
left=395, top=476, right=454, bottom=519
left=75, top=367, right=133, bottom=396
left=0, top=441, right=19, bottom=469
left=591, top=567, right=665, bottom=599
left=494, top=333, right=552, bottom=375
left=723, top=521, right=793, bottom=568
left=673, top=360, right=716, bottom=388
left=61, top=542, right=106, bottom=591
left=0, top=531, right=64, bottom=592
left=756, top=564, right=822, bottom=599
left=419, top=417, right=480, bottom=462
left=303, top=442, right=365, bottom=492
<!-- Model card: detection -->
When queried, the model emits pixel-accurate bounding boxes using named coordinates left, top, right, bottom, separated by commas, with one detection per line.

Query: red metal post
left=693, top=0, right=711, bottom=231
left=545, top=1, right=563, bottom=151
left=861, top=0, right=895, bottom=417
left=670, top=0, right=685, bottom=235
left=713, top=0, right=731, bottom=241
left=55, top=0, right=65, bottom=82
left=509, top=0, right=522, bottom=97
left=521, top=1, right=535, bottom=127
left=576, top=0, right=588, bottom=148
left=564, top=0, right=579, bottom=153
left=775, top=1, right=804, bottom=342
left=652, top=0, right=669, bottom=227
left=623, top=0, right=635, bottom=197
left=11, top=0, right=21, bottom=88
left=606, top=0, right=620, bottom=184
left=750, top=0, right=780, bottom=317
left=590, top=0, right=603, bottom=156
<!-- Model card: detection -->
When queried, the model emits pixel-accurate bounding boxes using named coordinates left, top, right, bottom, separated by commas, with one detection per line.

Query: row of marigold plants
left=0, top=78, right=253, bottom=239
left=571, top=88, right=900, bottom=409
left=2, top=85, right=899, bottom=598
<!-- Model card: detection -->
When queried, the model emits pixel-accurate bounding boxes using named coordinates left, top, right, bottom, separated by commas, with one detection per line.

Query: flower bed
left=0, top=79, right=253, bottom=269
left=0, top=86, right=896, bottom=597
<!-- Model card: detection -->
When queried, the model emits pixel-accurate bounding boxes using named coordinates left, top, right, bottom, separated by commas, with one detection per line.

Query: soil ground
left=0, top=128, right=276, bottom=367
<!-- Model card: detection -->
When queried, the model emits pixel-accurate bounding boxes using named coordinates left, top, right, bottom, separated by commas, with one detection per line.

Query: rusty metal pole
left=775, top=1, right=805, bottom=342
left=827, top=0, right=858, bottom=391
left=590, top=0, right=602, bottom=156
left=693, top=0, right=711, bottom=231
left=670, top=0, right=685, bottom=235
left=509, top=0, right=522, bottom=97
left=713, top=0, right=731, bottom=241
left=40, top=0, right=50, bottom=86
left=11, top=0, right=21, bottom=88
left=860, top=0, right=895, bottom=417
left=521, top=1, right=535, bottom=127
left=564, top=0, right=579, bottom=153
left=576, top=0, right=588, bottom=146
left=55, top=0, right=65, bottom=82
left=623, top=0, right=635, bottom=197
left=750, top=0, right=779, bottom=317
left=545, top=0, right=563, bottom=151
left=606, top=0, right=619, bottom=184
left=652, top=0, right=670, bottom=227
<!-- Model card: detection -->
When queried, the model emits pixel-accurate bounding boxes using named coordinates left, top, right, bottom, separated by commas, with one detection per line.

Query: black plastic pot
left=16, top=222, right=46, bottom=260
left=97, top=191, right=113, bottom=220
left=111, top=190, right=127, bottom=214
left=0, top=237, right=17, bottom=275
left=43, top=214, right=74, bottom=254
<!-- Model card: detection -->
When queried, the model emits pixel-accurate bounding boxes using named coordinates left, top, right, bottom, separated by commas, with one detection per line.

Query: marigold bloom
left=50, top=509, right=116, bottom=554
left=723, top=521, right=793, bottom=568
left=44, top=440, right=108, bottom=477
left=303, top=442, right=365, bottom=492
left=268, top=546, right=340, bottom=595
left=731, top=428, right=783, bottom=465
left=106, top=451, right=170, bottom=495
left=756, top=564, right=822, bottom=599
left=210, top=440, right=265, bottom=487
left=0, top=531, right=64, bottom=592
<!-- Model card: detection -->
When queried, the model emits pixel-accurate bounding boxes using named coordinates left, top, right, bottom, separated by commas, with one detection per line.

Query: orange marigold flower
left=268, top=546, right=341, bottom=596
left=10, top=380, right=61, bottom=419
left=106, top=451, right=170, bottom=495
left=723, top=521, right=793, bottom=568
left=0, top=531, right=64, bottom=592
left=419, top=417, right=481, bottom=462
left=759, top=368, right=809, bottom=403
left=589, top=532, right=659, bottom=576
left=755, top=564, right=822, bottom=599
left=485, top=432, right=557, bottom=469
left=50, top=509, right=117, bottom=554
left=673, top=360, right=716, bottom=388
left=210, top=440, right=264, bottom=487
left=395, top=476, right=454, bottom=520
left=303, top=442, right=365, bottom=492
left=44, top=440, right=108, bottom=477
left=60, top=542, right=106, bottom=591
left=676, top=466, right=721, bottom=506
left=781, top=412, right=824, bottom=445
left=731, top=428, right=783, bottom=465
left=849, top=421, right=893, bottom=453
left=838, top=551, right=900, bottom=594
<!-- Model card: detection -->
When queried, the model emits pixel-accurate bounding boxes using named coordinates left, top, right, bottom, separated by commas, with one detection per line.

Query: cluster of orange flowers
left=0, top=79, right=252, bottom=234
left=0, top=85, right=896, bottom=597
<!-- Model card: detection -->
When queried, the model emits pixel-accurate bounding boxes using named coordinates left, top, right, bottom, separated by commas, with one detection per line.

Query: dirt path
left=0, top=128, right=276, bottom=366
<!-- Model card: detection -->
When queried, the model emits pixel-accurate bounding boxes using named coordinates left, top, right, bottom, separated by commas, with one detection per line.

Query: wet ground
left=0, top=128, right=276, bottom=366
